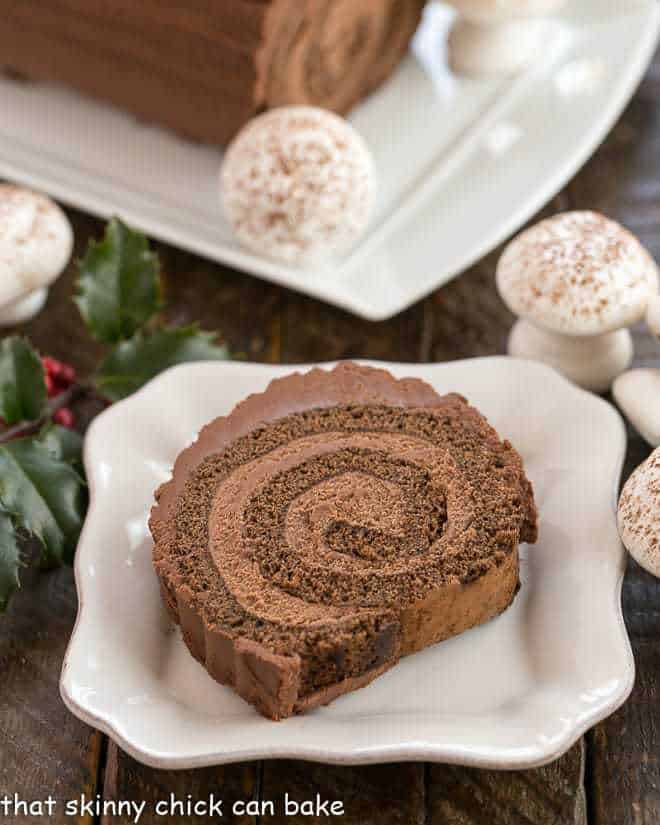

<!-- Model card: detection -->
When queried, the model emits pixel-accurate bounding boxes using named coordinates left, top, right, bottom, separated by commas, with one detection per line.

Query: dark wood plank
left=588, top=554, right=660, bottom=825
left=260, top=761, right=425, bottom=824
left=279, top=292, right=426, bottom=364
left=0, top=561, right=102, bottom=824
left=425, top=251, right=513, bottom=362
left=100, top=741, right=257, bottom=825
left=156, top=242, right=282, bottom=364
left=586, top=426, right=658, bottom=825
left=428, top=742, right=586, bottom=825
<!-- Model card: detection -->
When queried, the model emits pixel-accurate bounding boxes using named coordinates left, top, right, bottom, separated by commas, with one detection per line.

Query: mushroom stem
left=448, top=16, right=545, bottom=75
left=612, top=369, right=660, bottom=448
left=0, top=288, right=48, bottom=327
left=508, top=319, right=633, bottom=393
left=646, top=294, right=660, bottom=340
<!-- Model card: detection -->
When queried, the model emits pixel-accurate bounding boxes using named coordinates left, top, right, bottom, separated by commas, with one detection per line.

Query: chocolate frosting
left=151, top=363, right=537, bottom=719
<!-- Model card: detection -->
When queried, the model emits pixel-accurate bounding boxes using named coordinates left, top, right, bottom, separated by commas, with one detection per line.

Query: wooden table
left=2, top=53, right=659, bottom=825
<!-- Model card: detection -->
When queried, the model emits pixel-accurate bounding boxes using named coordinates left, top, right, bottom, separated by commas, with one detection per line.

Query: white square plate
left=1, top=2, right=658, bottom=320
left=61, top=359, right=633, bottom=770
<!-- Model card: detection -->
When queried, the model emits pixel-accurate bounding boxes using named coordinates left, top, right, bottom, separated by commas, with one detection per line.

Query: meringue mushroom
left=221, top=106, right=377, bottom=266
left=446, top=0, right=567, bottom=76
left=618, top=448, right=660, bottom=579
left=0, top=185, right=73, bottom=326
left=496, top=212, right=659, bottom=392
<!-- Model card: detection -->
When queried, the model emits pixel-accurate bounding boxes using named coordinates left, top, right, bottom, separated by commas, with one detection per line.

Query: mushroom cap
left=496, top=211, right=659, bottom=336
left=618, top=448, right=660, bottom=578
left=221, top=106, right=376, bottom=266
left=0, top=185, right=73, bottom=306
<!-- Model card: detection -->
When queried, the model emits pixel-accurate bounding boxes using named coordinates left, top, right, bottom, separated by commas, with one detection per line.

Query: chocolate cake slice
left=0, top=0, right=425, bottom=145
left=150, top=363, right=538, bottom=720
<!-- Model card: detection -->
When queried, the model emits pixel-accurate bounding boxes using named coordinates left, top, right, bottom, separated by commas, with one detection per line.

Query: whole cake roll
left=150, top=363, right=538, bottom=720
left=0, top=0, right=425, bottom=145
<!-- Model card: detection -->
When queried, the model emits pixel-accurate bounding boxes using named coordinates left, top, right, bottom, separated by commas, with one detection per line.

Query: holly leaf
left=95, top=325, right=230, bottom=401
left=0, top=511, right=22, bottom=612
left=0, top=437, right=87, bottom=568
left=0, top=337, right=46, bottom=425
left=38, top=424, right=84, bottom=473
left=75, top=218, right=162, bottom=343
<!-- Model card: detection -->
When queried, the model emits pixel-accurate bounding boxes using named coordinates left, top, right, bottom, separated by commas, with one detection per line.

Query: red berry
left=42, top=356, right=76, bottom=387
left=53, top=407, right=75, bottom=429
left=44, top=373, right=56, bottom=397
left=58, top=363, right=76, bottom=385
left=42, top=356, right=58, bottom=375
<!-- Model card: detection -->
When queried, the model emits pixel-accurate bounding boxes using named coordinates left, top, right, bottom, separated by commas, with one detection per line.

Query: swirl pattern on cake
left=264, top=0, right=426, bottom=117
left=151, top=364, right=537, bottom=719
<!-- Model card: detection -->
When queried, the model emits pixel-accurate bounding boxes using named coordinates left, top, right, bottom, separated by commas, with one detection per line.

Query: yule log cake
left=0, top=0, right=425, bottom=146
left=150, top=363, right=538, bottom=720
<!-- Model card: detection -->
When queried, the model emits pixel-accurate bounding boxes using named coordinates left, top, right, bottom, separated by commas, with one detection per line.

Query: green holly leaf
left=0, top=437, right=87, bottom=568
left=37, top=424, right=84, bottom=473
left=0, top=337, right=46, bottom=425
left=0, top=511, right=22, bottom=612
left=95, top=325, right=230, bottom=401
left=75, top=218, right=162, bottom=343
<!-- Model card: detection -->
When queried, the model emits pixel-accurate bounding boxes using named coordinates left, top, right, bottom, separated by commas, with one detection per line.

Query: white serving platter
left=0, top=2, right=658, bottom=320
left=61, top=358, right=633, bottom=770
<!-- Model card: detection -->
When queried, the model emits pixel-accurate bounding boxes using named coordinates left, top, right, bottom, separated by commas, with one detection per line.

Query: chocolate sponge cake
left=0, top=0, right=425, bottom=146
left=150, top=363, right=537, bottom=719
